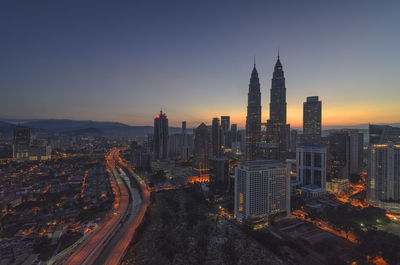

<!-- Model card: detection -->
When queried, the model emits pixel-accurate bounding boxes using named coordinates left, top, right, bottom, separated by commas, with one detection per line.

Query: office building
left=153, top=110, right=169, bottom=160
left=296, top=143, right=327, bottom=196
left=209, top=157, right=229, bottom=191
left=193, top=123, right=211, bottom=176
left=328, top=130, right=363, bottom=179
left=245, top=63, right=262, bottom=160
left=221, top=116, right=230, bottom=148
left=289, top=129, right=298, bottom=154
left=303, top=96, right=322, bottom=144
left=181, top=121, right=191, bottom=161
left=234, top=160, right=290, bottom=221
left=231, top=124, right=238, bottom=143
left=12, top=126, right=31, bottom=159
left=211, top=118, right=222, bottom=158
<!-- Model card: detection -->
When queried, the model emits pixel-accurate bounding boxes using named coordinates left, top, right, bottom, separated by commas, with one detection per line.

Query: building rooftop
left=301, top=184, right=324, bottom=191
left=297, top=142, right=325, bottom=149
left=238, top=160, right=285, bottom=170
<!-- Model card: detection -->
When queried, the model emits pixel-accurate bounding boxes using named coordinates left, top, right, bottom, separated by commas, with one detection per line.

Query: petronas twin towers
left=245, top=54, right=290, bottom=161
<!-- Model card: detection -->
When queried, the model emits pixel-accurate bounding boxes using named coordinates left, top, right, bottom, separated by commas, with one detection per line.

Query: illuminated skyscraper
left=266, top=53, right=290, bottom=161
left=153, top=110, right=169, bottom=160
left=303, top=96, right=322, bottom=144
left=245, top=63, right=261, bottom=160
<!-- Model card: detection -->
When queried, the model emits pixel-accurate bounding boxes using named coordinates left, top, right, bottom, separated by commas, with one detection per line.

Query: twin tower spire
left=251, top=50, right=281, bottom=76
left=246, top=51, right=288, bottom=161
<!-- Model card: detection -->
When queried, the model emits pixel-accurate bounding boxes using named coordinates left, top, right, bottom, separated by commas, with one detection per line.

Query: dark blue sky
left=1, top=0, right=399, bottom=127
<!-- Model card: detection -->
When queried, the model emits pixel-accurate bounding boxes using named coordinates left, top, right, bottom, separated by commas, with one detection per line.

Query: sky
left=1, top=0, right=399, bottom=128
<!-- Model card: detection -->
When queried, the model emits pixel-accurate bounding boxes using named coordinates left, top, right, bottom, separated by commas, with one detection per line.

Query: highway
left=102, top=160, right=151, bottom=265
left=61, top=148, right=151, bottom=265
left=94, top=167, right=141, bottom=264
left=62, top=149, right=131, bottom=265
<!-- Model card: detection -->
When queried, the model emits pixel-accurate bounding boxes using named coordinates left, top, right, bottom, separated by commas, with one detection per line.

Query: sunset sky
left=1, top=0, right=399, bottom=128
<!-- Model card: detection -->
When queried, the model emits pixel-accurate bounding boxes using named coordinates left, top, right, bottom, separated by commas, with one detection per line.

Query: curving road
left=102, top=165, right=151, bottom=265
left=61, top=148, right=151, bottom=265
left=62, top=149, right=130, bottom=265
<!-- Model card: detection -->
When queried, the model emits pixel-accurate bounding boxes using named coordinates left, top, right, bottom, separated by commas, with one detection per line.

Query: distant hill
left=1, top=118, right=398, bottom=138
left=0, top=119, right=184, bottom=138
left=0, top=121, right=14, bottom=138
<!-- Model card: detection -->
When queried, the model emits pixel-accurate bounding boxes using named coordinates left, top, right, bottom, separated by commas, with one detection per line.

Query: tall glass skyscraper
left=153, top=110, right=169, bottom=160
left=245, top=63, right=261, bottom=160
left=303, top=96, right=322, bottom=144
left=266, top=54, right=290, bottom=161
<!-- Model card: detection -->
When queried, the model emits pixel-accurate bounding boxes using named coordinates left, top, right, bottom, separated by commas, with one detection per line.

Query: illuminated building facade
left=13, top=126, right=31, bottom=159
left=367, top=144, right=400, bottom=212
left=326, top=178, right=349, bottom=193
left=303, top=96, right=321, bottom=144
left=245, top=64, right=261, bottom=160
left=266, top=54, right=290, bottom=161
left=234, top=160, right=290, bottom=221
left=153, top=110, right=169, bottom=160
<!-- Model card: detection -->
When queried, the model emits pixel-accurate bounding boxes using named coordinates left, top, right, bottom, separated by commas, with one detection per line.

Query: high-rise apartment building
left=234, top=160, right=290, bottom=221
left=367, top=144, right=400, bottom=212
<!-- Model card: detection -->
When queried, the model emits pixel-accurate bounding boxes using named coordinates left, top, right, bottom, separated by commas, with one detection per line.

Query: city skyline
left=2, top=2, right=400, bottom=265
left=1, top=1, right=400, bottom=127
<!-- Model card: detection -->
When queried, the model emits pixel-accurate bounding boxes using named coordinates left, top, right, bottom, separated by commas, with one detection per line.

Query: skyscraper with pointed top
left=246, top=62, right=261, bottom=160
left=154, top=109, right=169, bottom=160
left=266, top=52, right=290, bottom=161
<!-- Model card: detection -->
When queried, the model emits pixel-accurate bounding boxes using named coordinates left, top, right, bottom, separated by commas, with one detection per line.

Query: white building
left=296, top=143, right=327, bottom=197
left=367, top=144, right=400, bottom=213
left=234, top=161, right=290, bottom=221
